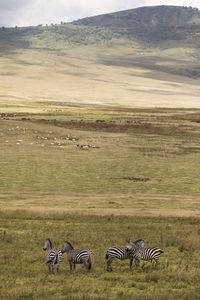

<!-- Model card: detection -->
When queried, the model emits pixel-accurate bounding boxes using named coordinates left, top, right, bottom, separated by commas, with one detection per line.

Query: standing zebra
left=61, top=241, right=92, bottom=272
left=106, top=239, right=145, bottom=271
left=43, top=238, right=62, bottom=274
left=125, top=239, right=164, bottom=268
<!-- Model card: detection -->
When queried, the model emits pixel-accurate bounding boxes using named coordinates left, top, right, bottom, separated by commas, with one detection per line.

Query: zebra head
left=43, top=238, right=52, bottom=251
left=61, top=241, right=74, bottom=253
left=125, top=239, right=137, bottom=252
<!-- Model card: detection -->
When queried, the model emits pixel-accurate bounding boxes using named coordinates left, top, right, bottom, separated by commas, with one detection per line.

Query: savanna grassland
left=1, top=5, right=200, bottom=299
left=1, top=105, right=200, bottom=213
left=1, top=105, right=200, bottom=300
left=1, top=211, right=200, bottom=300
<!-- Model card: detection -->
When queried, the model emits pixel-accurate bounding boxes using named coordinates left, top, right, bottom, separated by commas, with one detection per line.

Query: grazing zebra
left=125, top=239, right=164, bottom=268
left=61, top=241, right=92, bottom=272
left=43, top=238, right=62, bottom=274
left=106, top=239, right=145, bottom=271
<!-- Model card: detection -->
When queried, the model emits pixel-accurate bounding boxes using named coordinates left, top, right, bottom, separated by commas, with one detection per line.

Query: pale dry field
left=0, top=46, right=200, bottom=109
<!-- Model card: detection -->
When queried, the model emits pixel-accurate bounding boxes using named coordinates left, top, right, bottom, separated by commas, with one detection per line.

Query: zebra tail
left=105, top=252, right=109, bottom=260
left=88, top=257, right=92, bottom=270
left=54, top=253, right=58, bottom=263
left=46, top=259, right=52, bottom=264
left=159, top=249, right=164, bottom=254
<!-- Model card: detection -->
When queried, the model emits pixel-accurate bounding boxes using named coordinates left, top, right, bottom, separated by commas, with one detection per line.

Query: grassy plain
left=1, top=105, right=200, bottom=214
left=1, top=104, right=200, bottom=299
left=1, top=42, right=200, bottom=299
left=1, top=211, right=200, bottom=300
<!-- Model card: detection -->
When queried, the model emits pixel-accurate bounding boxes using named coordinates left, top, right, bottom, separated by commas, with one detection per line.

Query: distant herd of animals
left=43, top=238, right=164, bottom=274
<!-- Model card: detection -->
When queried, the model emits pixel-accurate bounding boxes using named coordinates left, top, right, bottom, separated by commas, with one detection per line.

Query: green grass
left=1, top=106, right=200, bottom=217
left=1, top=108, right=200, bottom=199
left=1, top=211, right=200, bottom=299
left=1, top=105, right=200, bottom=298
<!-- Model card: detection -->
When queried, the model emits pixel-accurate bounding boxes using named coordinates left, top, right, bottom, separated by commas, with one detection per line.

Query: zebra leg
left=87, top=257, right=92, bottom=271
left=57, top=262, right=60, bottom=273
left=129, top=257, right=133, bottom=270
left=84, top=260, right=91, bottom=272
left=69, top=263, right=73, bottom=272
left=48, top=263, right=51, bottom=274
left=84, top=261, right=89, bottom=272
left=73, top=263, right=76, bottom=271
left=135, top=258, right=140, bottom=268
left=106, top=257, right=114, bottom=272
left=52, top=263, right=55, bottom=274
left=155, top=258, right=160, bottom=268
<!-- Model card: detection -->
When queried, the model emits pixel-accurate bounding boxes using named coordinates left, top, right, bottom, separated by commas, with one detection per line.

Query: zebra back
left=47, top=249, right=62, bottom=264
left=131, top=246, right=164, bottom=261
left=106, top=246, right=130, bottom=260
left=140, top=247, right=164, bottom=260
left=68, top=249, right=92, bottom=264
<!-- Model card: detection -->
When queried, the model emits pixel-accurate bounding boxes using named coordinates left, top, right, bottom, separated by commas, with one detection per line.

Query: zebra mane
left=47, top=238, right=52, bottom=248
left=134, top=239, right=145, bottom=248
left=126, top=239, right=134, bottom=244
left=65, top=241, right=74, bottom=250
left=134, top=239, right=143, bottom=243
left=126, top=239, right=145, bottom=248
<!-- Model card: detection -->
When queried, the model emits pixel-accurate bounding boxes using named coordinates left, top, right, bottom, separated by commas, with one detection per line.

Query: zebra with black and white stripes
left=106, top=239, right=145, bottom=271
left=61, top=241, right=92, bottom=272
left=43, top=238, right=63, bottom=274
left=125, top=239, right=164, bottom=268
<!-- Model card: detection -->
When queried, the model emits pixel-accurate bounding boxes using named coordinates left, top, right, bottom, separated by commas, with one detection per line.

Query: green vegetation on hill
left=1, top=5, right=200, bottom=51
left=1, top=5, right=200, bottom=79
left=74, top=5, right=200, bottom=44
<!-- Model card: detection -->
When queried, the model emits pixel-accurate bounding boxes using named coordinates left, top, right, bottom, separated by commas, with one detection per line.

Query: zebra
left=105, top=239, right=145, bottom=271
left=61, top=241, right=92, bottom=272
left=43, top=238, right=62, bottom=274
left=125, top=239, right=164, bottom=268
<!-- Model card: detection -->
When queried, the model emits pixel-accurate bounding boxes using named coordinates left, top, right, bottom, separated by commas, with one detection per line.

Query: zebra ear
left=47, top=238, right=52, bottom=248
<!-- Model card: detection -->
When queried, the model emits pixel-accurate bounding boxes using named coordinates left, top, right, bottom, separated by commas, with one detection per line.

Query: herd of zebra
left=43, top=238, right=164, bottom=274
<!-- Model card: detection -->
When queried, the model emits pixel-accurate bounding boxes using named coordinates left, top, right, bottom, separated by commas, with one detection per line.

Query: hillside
left=0, top=5, right=200, bottom=51
left=0, top=5, right=200, bottom=108
left=74, top=5, right=200, bottom=45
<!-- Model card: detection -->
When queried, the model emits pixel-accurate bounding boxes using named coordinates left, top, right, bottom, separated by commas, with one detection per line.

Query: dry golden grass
left=0, top=47, right=200, bottom=109
left=1, top=193, right=200, bottom=217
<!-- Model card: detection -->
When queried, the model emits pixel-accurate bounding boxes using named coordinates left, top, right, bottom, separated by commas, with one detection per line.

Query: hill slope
left=74, top=5, right=200, bottom=45
left=0, top=6, right=200, bottom=108
left=0, top=5, right=200, bottom=51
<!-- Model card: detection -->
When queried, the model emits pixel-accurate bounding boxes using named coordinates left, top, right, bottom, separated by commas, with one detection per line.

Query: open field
left=1, top=105, right=200, bottom=216
left=1, top=211, right=200, bottom=300
left=0, top=106, right=200, bottom=215
left=1, top=104, right=200, bottom=300
left=1, top=43, right=200, bottom=299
